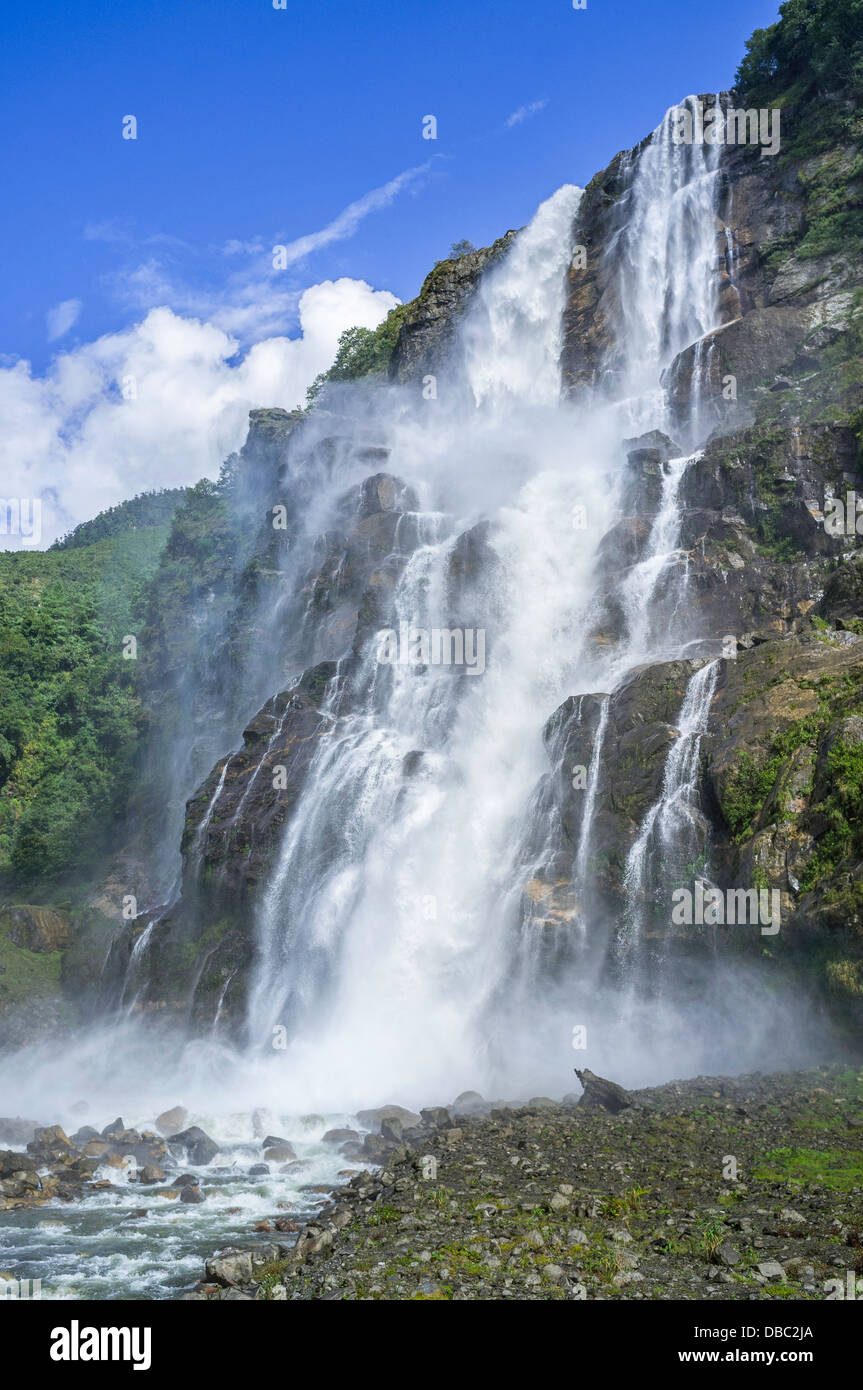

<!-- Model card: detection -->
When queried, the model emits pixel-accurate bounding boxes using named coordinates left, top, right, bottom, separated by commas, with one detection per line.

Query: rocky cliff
left=4, top=2, right=863, bottom=1053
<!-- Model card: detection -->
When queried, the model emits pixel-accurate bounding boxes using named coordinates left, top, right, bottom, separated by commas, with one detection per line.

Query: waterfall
left=231, top=113, right=729, bottom=1104
left=602, top=94, right=724, bottom=438
left=46, top=95, right=753, bottom=1111
left=574, top=694, right=610, bottom=887
left=619, top=659, right=720, bottom=958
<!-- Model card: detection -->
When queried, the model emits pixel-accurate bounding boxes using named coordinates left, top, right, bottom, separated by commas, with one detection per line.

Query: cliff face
left=6, top=17, right=863, bottom=1051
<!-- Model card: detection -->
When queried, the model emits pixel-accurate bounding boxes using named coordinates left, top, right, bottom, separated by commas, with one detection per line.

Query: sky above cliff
left=1, top=0, right=780, bottom=543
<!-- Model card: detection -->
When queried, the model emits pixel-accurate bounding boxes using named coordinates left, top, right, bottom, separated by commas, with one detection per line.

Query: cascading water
left=619, top=659, right=720, bottom=959
left=233, top=105, right=734, bottom=1105
left=0, top=95, right=821, bottom=1130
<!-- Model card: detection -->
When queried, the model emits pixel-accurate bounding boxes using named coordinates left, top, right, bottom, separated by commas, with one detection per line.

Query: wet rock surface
left=184, top=1066, right=863, bottom=1301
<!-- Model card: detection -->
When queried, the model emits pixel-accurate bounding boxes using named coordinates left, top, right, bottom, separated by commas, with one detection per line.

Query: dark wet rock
left=263, top=1144, right=296, bottom=1162
left=574, top=1070, right=634, bottom=1114
left=322, top=1128, right=359, bottom=1144
left=138, top=1165, right=165, bottom=1184
left=261, top=1135, right=294, bottom=1151
left=70, top=1126, right=101, bottom=1145
left=167, top=1127, right=219, bottom=1166
left=420, top=1107, right=452, bottom=1128
left=180, top=1186, right=206, bottom=1204
left=249, top=1164, right=270, bottom=1176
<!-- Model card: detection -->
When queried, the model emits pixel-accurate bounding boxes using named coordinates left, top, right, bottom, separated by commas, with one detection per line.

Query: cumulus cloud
left=505, top=99, right=548, bottom=128
left=46, top=298, right=82, bottom=341
left=1, top=278, right=398, bottom=547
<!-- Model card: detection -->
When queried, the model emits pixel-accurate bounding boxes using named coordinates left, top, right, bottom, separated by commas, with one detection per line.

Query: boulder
left=155, top=1106, right=188, bottom=1137
left=28, top=1125, right=73, bottom=1153
left=355, top=1105, right=421, bottom=1133
left=263, top=1145, right=296, bottom=1162
left=138, top=1166, right=165, bottom=1184
left=574, top=1069, right=633, bottom=1114
left=205, top=1250, right=254, bottom=1286
left=167, top=1126, right=219, bottom=1165
left=70, top=1126, right=101, bottom=1145
left=419, top=1107, right=452, bottom=1128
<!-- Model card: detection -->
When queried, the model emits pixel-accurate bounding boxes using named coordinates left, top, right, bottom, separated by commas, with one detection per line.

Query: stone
left=138, top=1166, right=165, bottom=1184
left=206, top=1250, right=254, bottom=1286
left=82, top=1141, right=109, bottom=1158
left=261, top=1135, right=294, bottom=1151
left=180, top=1186, right=205, bottom=1203
left=355, top=1105, right=421, bottom=1133
left=757, top=1261, right=786, bottom=1282
left=715, top=1241, right=740, bottom=1267
left=155, top=1106, right=188, bottom=1137
left=451, top=1091, right=488, bottom=1117
left=70, top=1126, right=101, bottom=1145
left=263, top=1145, right=296, bottom=1162
left=322, top=1128, right=358, bottom=1144
left=574, top=1069, right=633, bottom=1114
left=167, top=1126, right=219, bottom=1165
left=28, top=1125, right=73, bottom=1152
left=248, top=1164, right=270, bottom=1176
left=419, top=1107, right=451, bottom=1128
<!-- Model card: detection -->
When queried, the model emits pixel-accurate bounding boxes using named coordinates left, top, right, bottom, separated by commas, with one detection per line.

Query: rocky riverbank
left=185, top=1066, right=863, bottom=1301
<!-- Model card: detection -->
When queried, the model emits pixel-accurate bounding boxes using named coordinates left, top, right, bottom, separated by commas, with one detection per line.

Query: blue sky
left=0, top=0, right=781, bottom=542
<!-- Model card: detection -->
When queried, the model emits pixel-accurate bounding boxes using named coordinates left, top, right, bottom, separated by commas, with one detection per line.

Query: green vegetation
left=305, top=309, right=410, bottom=405
left=801, top=735, right=863, bottom=887
left=753, top=1144, right=863, bottom=1191
left=720, top=716, right=819, bottom=841
left=52, top=488, right=187, bottom=551
left=0, top=500, right=175, bottom=887
left=736, top=0, right=863, bottom=113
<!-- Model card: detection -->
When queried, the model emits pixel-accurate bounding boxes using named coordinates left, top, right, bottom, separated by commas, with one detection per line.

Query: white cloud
left=46, top=298, right=83, bottom=341
left=505, top=99, right=548, bottom=128
left=1, top=278, right=398, bottom=547
left=260, top=163, right=432, bottom=269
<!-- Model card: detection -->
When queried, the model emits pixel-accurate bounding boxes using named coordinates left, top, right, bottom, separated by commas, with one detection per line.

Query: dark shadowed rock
left=574, top=1069, right=634, bottom=1114
left=167, top=1127, right=219, bottom=1165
